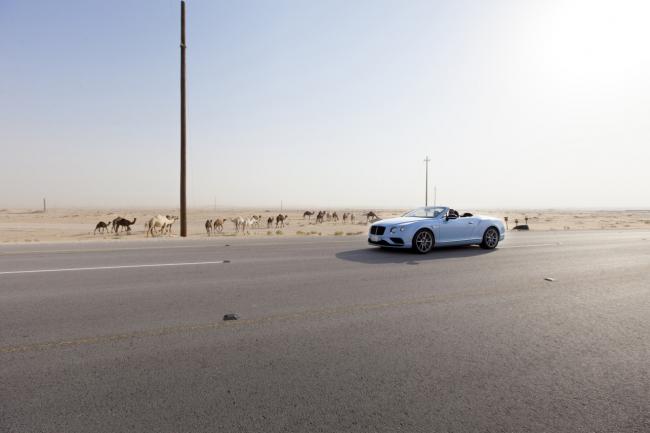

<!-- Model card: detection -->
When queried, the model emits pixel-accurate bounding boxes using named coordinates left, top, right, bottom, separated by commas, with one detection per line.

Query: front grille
left=370, top=225, right=386, bottom=235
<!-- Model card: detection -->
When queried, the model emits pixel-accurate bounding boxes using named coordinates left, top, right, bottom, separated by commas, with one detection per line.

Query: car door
left=463, top=217, right=482, bottom=241
left=438, top=215, right=467, bottom=243
left=439, top=212, right=480, bottom=244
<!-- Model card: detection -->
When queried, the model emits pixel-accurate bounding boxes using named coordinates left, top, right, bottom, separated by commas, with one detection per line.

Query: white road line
left=0, top=261, right=226, bottom=276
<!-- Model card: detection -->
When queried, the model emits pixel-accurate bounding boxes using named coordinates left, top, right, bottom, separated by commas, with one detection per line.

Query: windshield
left=402, top=207, right=445, bottom=218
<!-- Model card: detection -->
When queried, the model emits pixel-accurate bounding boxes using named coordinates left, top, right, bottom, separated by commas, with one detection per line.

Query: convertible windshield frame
left=402, top=207, right=446, bottom=218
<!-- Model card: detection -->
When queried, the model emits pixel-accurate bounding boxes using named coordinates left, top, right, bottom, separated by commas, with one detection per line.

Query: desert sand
left=1, top=207, right=649, bottom=244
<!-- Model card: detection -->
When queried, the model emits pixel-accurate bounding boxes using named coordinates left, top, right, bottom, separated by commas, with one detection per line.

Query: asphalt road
left=1, top=230, right=649, bottom=432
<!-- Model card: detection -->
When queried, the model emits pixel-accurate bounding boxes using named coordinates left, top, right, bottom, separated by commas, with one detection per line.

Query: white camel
left=248, top=216, right=260, bottom=230
left=147, top=214, right=178, bottom=237
left=245, top=216, right=259, bottom=234
left=231, top=216, right=245, bottom=233
left=163, top=215, right=179, bottom=235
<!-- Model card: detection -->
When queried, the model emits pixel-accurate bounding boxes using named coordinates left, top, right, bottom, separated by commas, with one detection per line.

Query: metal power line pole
left=424, top=156, right=430, bottom=207
left=180, top=0, right=188, bottom=237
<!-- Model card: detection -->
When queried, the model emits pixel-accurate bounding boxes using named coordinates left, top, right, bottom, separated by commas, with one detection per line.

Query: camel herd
left=306, top=210, right=378, bottom=223
left=205, top=214, right=288, bottom=235
left=94, top=211, right=380, bottom=237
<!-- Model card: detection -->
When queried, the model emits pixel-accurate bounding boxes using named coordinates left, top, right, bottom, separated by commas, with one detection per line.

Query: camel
left=326, top=211, right=332, bottom=222
left=267, top=216, right=274, bottom=228
left=147, top=215, right=176, bottom=237
left=94, top=221, right=110, bottom=235
left=332, top=212, right=339, bottom=223
left=205, top=219, right=213, bottom=235
left=316, top=211, right=325, bottom=224
left=162, top=215, right=179, bottom=235
left=366, top=211, right=379, bottom=223
left=246, top=216, right=259, bottom=234
left=111, top=216, right=124, bottom=233
left=114, top=217, right=137, bottom=233
left=231, top=216, right=245, bottom=233
left=275, top=214, right=288, bottom=228
left=213, top=218, right=225, bottom=232
left=303, top=211, right=314, bottom=220
left=342, top=212, right=349, bottom=223
left=350, top=213, right=356, bottom=224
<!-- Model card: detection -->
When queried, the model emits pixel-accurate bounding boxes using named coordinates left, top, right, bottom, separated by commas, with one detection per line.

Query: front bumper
left=368, top=236, right=407, bottom=248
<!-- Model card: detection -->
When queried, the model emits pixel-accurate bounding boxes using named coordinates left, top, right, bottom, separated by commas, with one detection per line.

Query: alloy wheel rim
left=416, top=231, right=432, bottom=252
left=486, top=229, right=498, bottom=247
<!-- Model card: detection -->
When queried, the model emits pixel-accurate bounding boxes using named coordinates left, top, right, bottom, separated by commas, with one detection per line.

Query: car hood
left=372, top=217, right=431, bottom=226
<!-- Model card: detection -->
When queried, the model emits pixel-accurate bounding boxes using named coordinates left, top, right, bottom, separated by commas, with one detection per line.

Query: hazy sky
left=1, top=0, right=648, bottom=209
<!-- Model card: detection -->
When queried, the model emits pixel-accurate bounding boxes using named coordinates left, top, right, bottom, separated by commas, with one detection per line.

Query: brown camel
left=275, top=214, right=288, bottom=228
left=316, top=211, right=325, bottom=224
left=205, top=219, right=212, bottom=235
left=111, top=216, right=123, bottom=232
left=94, top=221, right=110, bottom=235
left=365, top=211, right=378, bottom=223
left=213, top=218, right=225, bottom=232
left=114, top=217, right=137, bottom=233
left=303, top=211, right=314, bottom=220
left=332, top=211, right=339, bottom=222
left=267, top=216, right=274, bottom=228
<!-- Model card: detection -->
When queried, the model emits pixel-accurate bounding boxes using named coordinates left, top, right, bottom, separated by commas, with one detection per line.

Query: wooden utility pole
left=424, top=156, right=430, bottom=207
left=180, top=0, right=187, bottom=237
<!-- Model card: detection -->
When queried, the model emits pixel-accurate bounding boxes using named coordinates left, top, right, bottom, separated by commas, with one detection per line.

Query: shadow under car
left=335, top=244, right=496, bottom=265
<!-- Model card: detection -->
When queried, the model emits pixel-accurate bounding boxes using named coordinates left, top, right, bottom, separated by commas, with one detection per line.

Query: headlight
left=390, top=227, right=397, bottom=234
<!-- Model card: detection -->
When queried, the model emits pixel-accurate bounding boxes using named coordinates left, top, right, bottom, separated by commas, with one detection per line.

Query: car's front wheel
left=481, top=227, right=500, bottom=249
left=412, top=229, right=434, bottom=254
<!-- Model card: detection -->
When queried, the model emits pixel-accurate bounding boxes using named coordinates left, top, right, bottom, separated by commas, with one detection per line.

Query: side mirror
left=446, top=214, right=458, bottom=221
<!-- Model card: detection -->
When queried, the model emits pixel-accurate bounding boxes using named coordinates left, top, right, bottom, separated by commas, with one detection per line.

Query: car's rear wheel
left=481, top=227, right=500, bottom=249
left=412, top=229, right=434, bottom=254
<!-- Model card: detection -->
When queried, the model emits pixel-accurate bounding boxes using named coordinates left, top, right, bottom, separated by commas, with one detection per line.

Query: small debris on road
left=223, top=260, right=231, bottom=263
left=223, top=313, right=239, bottom=321
left=544, top=277, right=555, bottom=282
left=225, top=244, right=230, bottom=247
